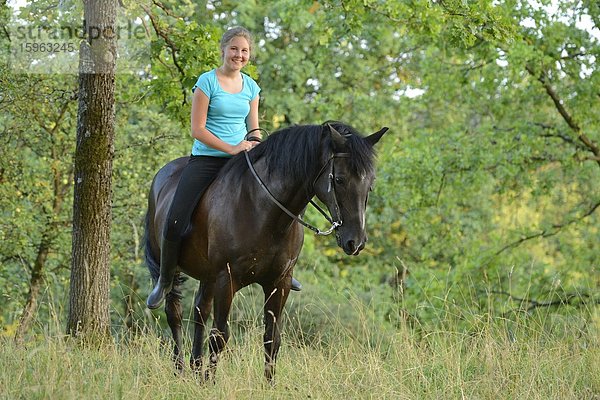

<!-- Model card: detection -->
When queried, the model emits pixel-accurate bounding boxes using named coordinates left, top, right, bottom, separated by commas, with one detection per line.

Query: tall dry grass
left=2, top=289, right=598, bottom=400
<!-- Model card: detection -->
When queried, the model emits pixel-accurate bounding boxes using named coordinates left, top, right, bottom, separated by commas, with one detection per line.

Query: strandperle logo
left=13, top=19, right=147, bottom=42
left=8, top=10, right=150, bottom=74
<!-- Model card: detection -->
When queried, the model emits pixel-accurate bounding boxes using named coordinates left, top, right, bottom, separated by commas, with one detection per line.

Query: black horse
left=145, top=122, right=388, bottom=381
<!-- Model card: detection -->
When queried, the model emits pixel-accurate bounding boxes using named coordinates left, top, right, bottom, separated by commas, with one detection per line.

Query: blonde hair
left=220, top=26, right=253, bottom=58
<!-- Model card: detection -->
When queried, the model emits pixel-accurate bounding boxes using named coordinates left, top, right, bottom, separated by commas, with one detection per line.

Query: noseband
left=309, top=152, right=350, bottom=234
left=244, top=129, right=349, bottom=236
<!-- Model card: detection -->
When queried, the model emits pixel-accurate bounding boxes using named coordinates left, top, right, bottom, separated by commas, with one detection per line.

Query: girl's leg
left=147, top=156, right=229, bottom=309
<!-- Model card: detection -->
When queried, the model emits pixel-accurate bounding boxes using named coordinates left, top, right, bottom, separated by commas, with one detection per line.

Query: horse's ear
left=327, top=123, right=347, bottom=148
left=365, top=127, right=389, bottom=147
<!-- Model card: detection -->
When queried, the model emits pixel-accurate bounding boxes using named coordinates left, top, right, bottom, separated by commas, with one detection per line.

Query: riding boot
left=147, top=237, right=181, bottom=309
left=291, top=277, right=302, bottom=292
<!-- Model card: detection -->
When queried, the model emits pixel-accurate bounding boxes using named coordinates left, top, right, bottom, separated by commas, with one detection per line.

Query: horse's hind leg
left=190, top=281, right=214, bottom=376
left=165, top=278, right=184, bottom=373
left=206, top=273, right=236, bottom=381
left=263, top=282, right=291, bottom=382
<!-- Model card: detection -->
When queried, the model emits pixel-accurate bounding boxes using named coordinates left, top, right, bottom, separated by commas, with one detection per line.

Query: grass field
left=2, top=297, right=599, bottom=400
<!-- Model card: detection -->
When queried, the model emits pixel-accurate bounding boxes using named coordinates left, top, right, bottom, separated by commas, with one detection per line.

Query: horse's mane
left=219, top=122, right=376, bottom=192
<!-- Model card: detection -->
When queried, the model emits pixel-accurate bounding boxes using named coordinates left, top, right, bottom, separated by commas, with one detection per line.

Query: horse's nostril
left=347, top=240, right=356, bottom=252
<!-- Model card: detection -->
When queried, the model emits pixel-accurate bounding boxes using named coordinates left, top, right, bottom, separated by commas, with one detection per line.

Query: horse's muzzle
left=342, top=239, right=365, bottom=256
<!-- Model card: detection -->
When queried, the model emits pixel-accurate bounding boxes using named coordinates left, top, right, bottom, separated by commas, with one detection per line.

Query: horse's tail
left=144, top=191, right=187, bottom=301
left=144, top=209, right=160, bottom=285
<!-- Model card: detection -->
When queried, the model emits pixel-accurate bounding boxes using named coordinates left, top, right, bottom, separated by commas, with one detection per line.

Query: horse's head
left=313, top=123, right=388, bottom=256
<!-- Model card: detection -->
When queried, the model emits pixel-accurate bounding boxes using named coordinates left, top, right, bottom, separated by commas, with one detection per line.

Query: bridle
left=244, top=128, right=349, bottom=236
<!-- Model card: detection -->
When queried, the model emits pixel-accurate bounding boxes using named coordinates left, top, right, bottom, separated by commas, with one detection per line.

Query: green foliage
left=0, top=69, right=77, bottom=326
left=0, top=0, right=598, bottom=346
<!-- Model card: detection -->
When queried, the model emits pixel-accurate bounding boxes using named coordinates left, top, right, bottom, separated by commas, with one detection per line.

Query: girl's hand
left=229, top=140, right=254, bottom=155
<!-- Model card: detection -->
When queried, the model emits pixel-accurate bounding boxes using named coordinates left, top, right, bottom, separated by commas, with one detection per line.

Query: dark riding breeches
left=163, top=155, right=230, bottom=242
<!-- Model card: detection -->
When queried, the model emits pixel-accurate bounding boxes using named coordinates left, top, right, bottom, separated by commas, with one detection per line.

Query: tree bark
left=66, top=0, right=117, bottom=338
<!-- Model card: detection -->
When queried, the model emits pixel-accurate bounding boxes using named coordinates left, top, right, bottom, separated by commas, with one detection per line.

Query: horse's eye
left=335, top=176, right=345, bottom=185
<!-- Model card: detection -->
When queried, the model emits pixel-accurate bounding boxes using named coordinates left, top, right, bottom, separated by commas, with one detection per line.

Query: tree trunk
left=66, top=0, right=117, bottom=338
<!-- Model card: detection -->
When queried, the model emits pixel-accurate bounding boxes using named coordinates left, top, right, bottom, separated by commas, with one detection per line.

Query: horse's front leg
left=190, top=281, right=214, bottom=376
left=165, top=284, right=184, bottom=373
left=262, top=278, right=291, bottom=382
left=206, top=271, right=236, bottom=381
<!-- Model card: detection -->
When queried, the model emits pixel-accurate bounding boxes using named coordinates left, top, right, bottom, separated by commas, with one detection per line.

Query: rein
left=244, top=128, right=348, bottom=236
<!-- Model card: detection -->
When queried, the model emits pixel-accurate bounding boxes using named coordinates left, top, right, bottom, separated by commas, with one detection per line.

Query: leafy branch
left=484, top=290, right=600, bottom=316
left=467, top=25, right=600, bottom=169
left=494, top=201, right=600, bottom=257
left=140, top=1, right=187, bottom=105
left=525, top=64, right=600, bottom=168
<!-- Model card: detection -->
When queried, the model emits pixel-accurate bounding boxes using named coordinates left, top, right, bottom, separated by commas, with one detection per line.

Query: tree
left=66, top=0, right=117, bottom=338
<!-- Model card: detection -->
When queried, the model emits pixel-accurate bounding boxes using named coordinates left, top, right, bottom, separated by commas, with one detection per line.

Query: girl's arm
left=245, top=96, right=261, bottom=141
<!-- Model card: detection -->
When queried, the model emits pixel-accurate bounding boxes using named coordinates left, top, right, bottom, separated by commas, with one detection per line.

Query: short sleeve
left=245, top=74, right=261, bottom=100
left=192, top=71, right=213, bottom=98
left=251, top=79, right=261, bottom=100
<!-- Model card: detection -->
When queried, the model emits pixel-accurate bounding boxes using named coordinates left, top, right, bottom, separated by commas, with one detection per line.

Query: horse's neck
left=264, top=174, right=312, bottom=215
left=247, top=162, right=315, bottom=227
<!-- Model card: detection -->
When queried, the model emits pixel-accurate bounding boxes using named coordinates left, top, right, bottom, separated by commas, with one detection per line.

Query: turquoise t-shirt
left=191, top=69, right=261, bottom=157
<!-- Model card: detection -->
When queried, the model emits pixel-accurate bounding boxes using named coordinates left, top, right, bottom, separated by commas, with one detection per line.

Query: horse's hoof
left=264, top=365, right=275, bottom=383
left=205, top=369, right=217, bottom=384
left=174, top=359, right=184, bottom=376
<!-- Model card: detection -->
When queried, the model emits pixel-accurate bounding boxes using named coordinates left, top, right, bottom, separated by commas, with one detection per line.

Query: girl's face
left=221, top=36, right=250, bottom=71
